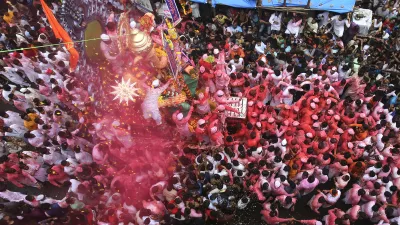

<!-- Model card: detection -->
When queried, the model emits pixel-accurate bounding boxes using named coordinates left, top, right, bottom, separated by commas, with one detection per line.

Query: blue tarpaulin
left=191, top=0, right=207, bottom=3
left=261, top=0, right=283, bottom=7
left=310, top=0, right=355, bottom=13
left=213, top=0, right=257, bottom=8
left=261, top=0, right=307, bottom=7
left=261, top=0, right=355, bottom=13
left=286, top=0, right=307, bottom=7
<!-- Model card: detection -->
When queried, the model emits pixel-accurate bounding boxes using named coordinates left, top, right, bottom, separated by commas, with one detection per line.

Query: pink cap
left=256, top=122, right=261, bottom=128
left=337, top=128, right=344, bottom=134
left=313, top=98, right=319, bottom=103
left=334, top=115, right=340, bottom=121
left=378, top=109, right=383, bottom=113
left=268, top=118, right=275, bottom=123
left=359, top=113, right=366, bottom=118
left=293, top=106, right=299, bottom=112
left=327, top=110, right=334, bottom=115
left=348, top=129, right=355, bottom=135
left=217, top=90, right=224, bottom=96
left=257, top=102, right=263, bottom=109
left=327, top=99, right=332, bottom=105
left=260, top=114, right=267, bottom=120
left=292, top=121, right=300, bottom=126
left=312, top=115, right=318, bottom=120
left=320, top=132, right=327, bottom=139
left=251, top=112, right=258, bottom=117
left=310, top=102, right=316, bottom=109
left=248, top=101, right=254, bottom=106
left=200, top=66, right=205, bottom=73
left=313, top=122, right=320, bottom=128
left=283, top=120, right=289, bottom=126
left=284, top=105, right=290, bottom=110
left=233, top=45, right=239, bottom=50
left=324, top=92, right=329, bottom=97
left=306, top=133, right=313, bottom=138
left=217, top=105, right=225, bottom=111
left=207, top=43, right=213, bottom=50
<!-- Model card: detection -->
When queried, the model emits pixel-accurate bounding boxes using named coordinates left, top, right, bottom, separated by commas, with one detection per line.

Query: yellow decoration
left=158, top=92, right=187, bottom=108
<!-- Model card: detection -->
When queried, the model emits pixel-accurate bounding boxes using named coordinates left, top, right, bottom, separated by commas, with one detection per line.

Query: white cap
left=334, top=115, right=340, bottom=121
left=282, top=139, right=287, bottom=146
left=177, top=113, right=183, bottom=120
left=310, top=102, right=316, bottom=109
left=213, top=49, right=219, bottom=55
left=313, top=98, right=319, bottom=103
left=337, top=128, right=344, bottom=134
left=306, top=133, right=313, bottom=138
left=130, top=21, right=137, bottom=28
left=332, top=66, right=337, bottom=71
left=198, top=119, right=206, bottom=125
left=327, top=99, right=332, bottom=105
left=248, top=101, right=254, bottom=106
left=360, top=113, right=366, bottom=118
left=101, top=34, right=110, bottom=41
left=292, top=121, right=299, bottom=126
left=256, top=122, right=261, bottom=128
left=312, top=115, right=318, bottom=120
left=268, top=118, right=275, bottom=123
left=358, top=142, right=366, bottom=148
left=313, top=122, right=320, bottom=128
left=216, top=90, right=224, bottom=96
left=348, top=129, right=355, bottom=135
left=327, top=110, right=334, bottom=115
left=152, top=79, right=160, bottom=88
left=211, top=126, right=218, bottom=134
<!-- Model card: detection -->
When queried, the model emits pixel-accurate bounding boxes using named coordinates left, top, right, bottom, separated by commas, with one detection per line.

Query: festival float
left=107, top=12, right=198, bottom=127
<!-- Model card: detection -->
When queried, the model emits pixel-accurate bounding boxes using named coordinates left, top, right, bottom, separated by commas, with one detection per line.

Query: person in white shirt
left=227, top=21, right=242, bottom=34
left=331, top=14, right=350, bottom=38
left=255, top=39, right=267, bottom=54
left=317, top=12, right=330, bottom=28
left=74, top=145, right=93, bottom=164
left=229, top=55, right=244, bottom=71
left=190, top=3, right=200, bottom=19
left=285, top=16, right=303, bottom=37
left=0, top=110, right=23, bottom=126
left=269, top=12, right=282, bottom=34
left=4, top=124, right=28, bottom=138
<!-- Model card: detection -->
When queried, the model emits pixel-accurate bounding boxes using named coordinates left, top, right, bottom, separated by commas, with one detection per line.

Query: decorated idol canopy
left=261, top=0, right=356, bottom=13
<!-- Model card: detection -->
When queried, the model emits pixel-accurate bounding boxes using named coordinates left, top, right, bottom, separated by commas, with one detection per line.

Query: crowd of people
left=0, top=0, right=400, bottom=224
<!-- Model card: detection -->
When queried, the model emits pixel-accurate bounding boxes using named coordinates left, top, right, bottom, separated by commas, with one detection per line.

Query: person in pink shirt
left=260, top=209, right=294, bottom=224
left=299, top=175, right=319, bottom=196
left=172, top=105, right=194, bottom=138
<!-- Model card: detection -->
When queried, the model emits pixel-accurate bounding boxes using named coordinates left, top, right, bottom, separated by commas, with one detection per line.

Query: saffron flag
left=40, top=0, right=79, bottom=71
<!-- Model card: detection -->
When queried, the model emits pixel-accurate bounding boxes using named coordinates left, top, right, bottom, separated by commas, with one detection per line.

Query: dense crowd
left=0, top=0, right=400, bottom=224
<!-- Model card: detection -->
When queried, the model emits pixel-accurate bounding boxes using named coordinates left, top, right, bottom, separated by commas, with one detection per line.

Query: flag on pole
left=40, top=0, right=79, bottom=71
